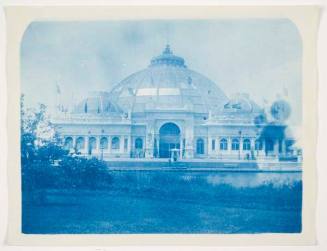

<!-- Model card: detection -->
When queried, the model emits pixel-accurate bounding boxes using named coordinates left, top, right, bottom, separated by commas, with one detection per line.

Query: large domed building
left=53, top=45, right=298, bottom=161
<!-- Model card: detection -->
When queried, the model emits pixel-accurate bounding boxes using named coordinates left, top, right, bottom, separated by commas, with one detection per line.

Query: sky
left=21, top=19, right=302, bottom=125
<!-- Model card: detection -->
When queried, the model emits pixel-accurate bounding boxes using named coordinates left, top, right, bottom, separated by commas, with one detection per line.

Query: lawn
left=22, top=171, right=302, bottom=234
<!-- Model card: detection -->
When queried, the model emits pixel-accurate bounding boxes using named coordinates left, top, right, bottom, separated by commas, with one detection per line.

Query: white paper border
left=1, top=3, right=322, bottom=247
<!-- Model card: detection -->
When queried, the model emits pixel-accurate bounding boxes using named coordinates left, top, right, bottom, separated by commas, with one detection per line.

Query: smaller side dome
left=73, top=91, right=123, bottom=115
left=223, top=93, right=262, bottom=114
left=212, top=93, right=265, bottom=125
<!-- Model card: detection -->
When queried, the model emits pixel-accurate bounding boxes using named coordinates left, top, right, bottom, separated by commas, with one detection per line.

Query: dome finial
left=150, top=45, right=186, bottom=67
left=163, top=44, right=172, bottom=55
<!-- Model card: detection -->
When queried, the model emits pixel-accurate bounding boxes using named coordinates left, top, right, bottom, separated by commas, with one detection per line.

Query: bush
left=22, top=156, right=112, bottom=191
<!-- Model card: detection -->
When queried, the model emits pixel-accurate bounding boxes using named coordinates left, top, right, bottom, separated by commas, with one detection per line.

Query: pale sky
left=21, top=19, right=302, bottom=125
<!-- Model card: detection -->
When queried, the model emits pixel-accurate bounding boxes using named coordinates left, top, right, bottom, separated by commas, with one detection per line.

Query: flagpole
left=55, top=79, right=62, bottom=116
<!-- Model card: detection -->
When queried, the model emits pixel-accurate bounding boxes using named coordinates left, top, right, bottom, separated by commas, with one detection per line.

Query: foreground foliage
left=20, top=95, right=111, bottom=192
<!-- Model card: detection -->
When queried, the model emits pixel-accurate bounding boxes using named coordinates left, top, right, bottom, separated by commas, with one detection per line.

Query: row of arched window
left=64, top=136, right=269, bottom=155
left=196, top=138, right=265, bottom=154
left=64, top=136, right=122, bottom=151
left=64, top=136, right=145, bottom=152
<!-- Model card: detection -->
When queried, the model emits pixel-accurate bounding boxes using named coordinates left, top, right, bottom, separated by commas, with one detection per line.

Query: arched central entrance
left=159, top=122, right=181, bottom=158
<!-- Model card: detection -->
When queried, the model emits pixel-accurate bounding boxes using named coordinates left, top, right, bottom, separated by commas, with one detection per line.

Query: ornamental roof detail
left=150, top=45, right=186, bottom=67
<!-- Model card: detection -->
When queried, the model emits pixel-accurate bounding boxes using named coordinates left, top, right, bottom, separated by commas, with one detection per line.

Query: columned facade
left=53, top=45, right=300, bottom=162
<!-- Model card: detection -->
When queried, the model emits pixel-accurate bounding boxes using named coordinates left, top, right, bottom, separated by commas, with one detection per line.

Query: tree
left=20, top=94, right=64, bottom=164
left=20, top=95, right=111, bottom=194
left=21, top=94, right=37, bottom=164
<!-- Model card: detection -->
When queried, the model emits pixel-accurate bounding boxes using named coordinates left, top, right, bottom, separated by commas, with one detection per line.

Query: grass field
left=22, top=171, right=302, bottom=234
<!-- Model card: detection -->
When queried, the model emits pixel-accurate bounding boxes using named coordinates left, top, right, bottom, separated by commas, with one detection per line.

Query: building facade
left=52, top=45, right=299, bottom=161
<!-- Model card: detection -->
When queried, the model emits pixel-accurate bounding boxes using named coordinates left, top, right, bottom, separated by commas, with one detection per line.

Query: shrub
left=22, top=155, right=112, bottom=191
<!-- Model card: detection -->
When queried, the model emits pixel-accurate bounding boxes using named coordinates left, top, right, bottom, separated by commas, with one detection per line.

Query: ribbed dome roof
left=73, top=91, right=123, bottom=115
left=109, top=45, right=229, bottom=114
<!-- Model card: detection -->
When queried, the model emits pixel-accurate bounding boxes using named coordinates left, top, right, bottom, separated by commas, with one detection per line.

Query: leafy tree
left=20, top=95, right=112, bottom=194
left=21, top=94, right=37, bottom=165
left=21, top=95, right=64, bottom=164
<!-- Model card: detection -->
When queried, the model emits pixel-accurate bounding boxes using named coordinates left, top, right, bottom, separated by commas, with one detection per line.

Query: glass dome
left=73, top=91, right=123, bottom=115
left=109, top=45, right=229, bottom=114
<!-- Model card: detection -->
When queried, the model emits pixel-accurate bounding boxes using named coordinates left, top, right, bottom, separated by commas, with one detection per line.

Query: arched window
left=255, top=140, right=263, bottom=150
left=243, top=139, right=251, bottom=150
left=88, top=137, right=97, bottom=150
left=135, top=138, right=143, bottom=149
left=124, top=138, right=128, bottom=152
left=111, top=136, right=120, bottom=150
left=231, top=139, right=240, bottom=150
left=100, top=137, right=108, bottom=150
left=84, top=102, right=88, bottom=113
left=220, top=138, right=228, bottom=150
left=196, top=138, right=204, bottom=154
left=64, top=137, right=73, bottom=149
left=76, top=137, right=85, bottom=150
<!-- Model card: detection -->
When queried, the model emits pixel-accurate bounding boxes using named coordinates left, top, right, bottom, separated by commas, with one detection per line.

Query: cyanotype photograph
left=18, top=18, right=305, bottom=235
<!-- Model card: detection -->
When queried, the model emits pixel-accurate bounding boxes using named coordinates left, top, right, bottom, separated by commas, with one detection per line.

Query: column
left=145, top=123, right=154, bottom=158
left=184, top=137, right=193, bottom=159
left=281, top=140, right=286, bottom=155
left=128, top=135, right=132, bottom=157
left=180, top=137, right=183, bottom=160
left=217, top=137, right=221, bottom=159
left=250, top=138, right=255, bottom=151
left=239, top=137, right=243, bottom=159
left=208, top=136, right=212, bottom=156
left=145, top=135, right=153, bottom=158
left=84, top=136, right=89, bottom=156
left=97, top=136, right=101, bottom=155
left=155, top=134, right=160, bottom=158
left=274, top=140, right=279, bottom=157
left=227, top=137, right=232, bottom=157
left=120, top=136, right=124, bottom=154
left=262, top=139, right=266, bottom=156
left=108, top=135, right=111, bottom=154
left=250, top=138, right=258, bottom=159
left=124, top=136, right=128, bottom=153
left=184, top=124, right=194, bottom=159
left=72, top=136, right=76, bottom=152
